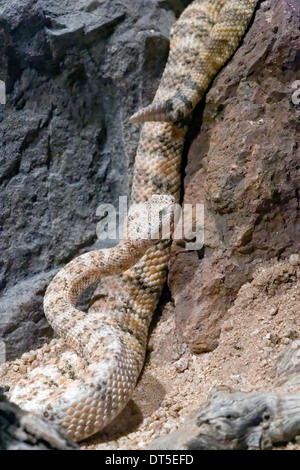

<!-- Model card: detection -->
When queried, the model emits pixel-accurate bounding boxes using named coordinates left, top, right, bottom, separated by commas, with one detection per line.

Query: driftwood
left=194, top=388, right=300, bottom=450
left=148, top=340, right=300, bottom=450
left=0, top=388, right=78, bottom=450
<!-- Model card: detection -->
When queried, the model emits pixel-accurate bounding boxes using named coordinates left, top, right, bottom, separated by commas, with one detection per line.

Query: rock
left=174, top=357, right=189, bottom=373
left=290, top=254, right=300, bottom=266
left=269, top=307, right=279, bottom=317
left=0, top=272, right=55, bottom=359
left=169, top=0, right=300, bottom=353
left=0, top=0, right=187, bottom=359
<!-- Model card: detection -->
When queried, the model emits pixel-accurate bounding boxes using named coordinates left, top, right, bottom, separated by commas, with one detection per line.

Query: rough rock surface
left=0, top=0, right=192, bottom=359
left=169, top=0, right=300, bottom=353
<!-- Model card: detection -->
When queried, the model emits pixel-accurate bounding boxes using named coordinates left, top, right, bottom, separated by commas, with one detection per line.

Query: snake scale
left=0, top=0, right=257, bottom=442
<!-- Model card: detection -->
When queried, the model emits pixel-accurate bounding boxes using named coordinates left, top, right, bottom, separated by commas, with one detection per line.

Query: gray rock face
left=0, top=0, right=191, bottom=359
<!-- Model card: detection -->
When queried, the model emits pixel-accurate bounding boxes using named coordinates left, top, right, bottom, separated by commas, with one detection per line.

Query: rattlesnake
left=0, top=0, right=257, bottom=442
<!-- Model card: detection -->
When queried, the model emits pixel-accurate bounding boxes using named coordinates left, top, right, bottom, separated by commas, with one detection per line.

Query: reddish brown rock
left=169, top=0, right=300, bottom=353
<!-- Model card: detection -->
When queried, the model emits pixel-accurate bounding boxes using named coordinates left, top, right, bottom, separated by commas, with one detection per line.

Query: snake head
left=124, top=194, right=178, bottom=241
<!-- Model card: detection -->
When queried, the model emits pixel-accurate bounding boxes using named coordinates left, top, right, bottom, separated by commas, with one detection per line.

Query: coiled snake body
left=1, top=1, right=257, bottom=442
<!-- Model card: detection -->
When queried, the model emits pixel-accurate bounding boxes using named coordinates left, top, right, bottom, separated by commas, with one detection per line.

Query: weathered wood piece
left=0, top=389, right=78, bottom=450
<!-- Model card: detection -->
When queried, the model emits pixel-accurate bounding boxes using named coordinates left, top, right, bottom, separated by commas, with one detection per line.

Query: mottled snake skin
left=0, top=1, right=257, bottom=442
